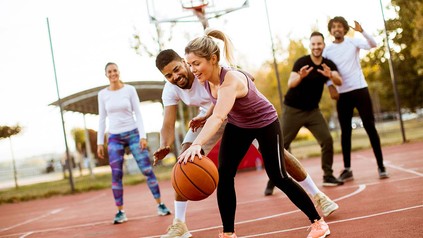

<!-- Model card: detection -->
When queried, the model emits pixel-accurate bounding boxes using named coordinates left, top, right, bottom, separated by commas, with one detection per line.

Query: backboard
left=146, top=0, right=249, bottom=24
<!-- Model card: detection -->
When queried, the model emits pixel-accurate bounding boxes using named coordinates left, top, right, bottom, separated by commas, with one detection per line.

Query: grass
left=0, top=165, right=173, bottom=205
left=290, top=118, right=423, bottom=159
left=1, top=118, right=422, bottom=205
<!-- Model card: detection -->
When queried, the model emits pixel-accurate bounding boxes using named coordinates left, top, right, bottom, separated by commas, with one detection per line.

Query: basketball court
left=1, top=1, right=421, bottom=237
left=0, top=141, right=422, bottom=237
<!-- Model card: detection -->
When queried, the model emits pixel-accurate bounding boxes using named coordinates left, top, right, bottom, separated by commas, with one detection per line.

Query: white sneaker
left=160, top=218, right=192, bottom=238
left=313, top=192, right=339, bottom=217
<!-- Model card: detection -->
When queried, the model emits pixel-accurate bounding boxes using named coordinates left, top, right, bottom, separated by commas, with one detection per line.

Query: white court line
left=386, top=164, right=423, bottom=177
left=4, top=175, right=420, bottom=238
left=19, top=231, right=33, bottom=238
left=354, top=154, right=423, bottom=177
left=0, top=212, right=172, bottom=238
left=0, top=208, right=63, bottom=232
left=239, top=204, right=423, bottom=238
left=0, top=193, right=106, bottom=234
left=332, top=184, right=366, bottom=202
left=140, top=185, right=367, bottom=238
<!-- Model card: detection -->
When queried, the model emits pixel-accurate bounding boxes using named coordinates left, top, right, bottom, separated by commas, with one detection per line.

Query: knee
left=321, top=136, right=333, bottom=148
left=141, top=166, right=153, bottom=176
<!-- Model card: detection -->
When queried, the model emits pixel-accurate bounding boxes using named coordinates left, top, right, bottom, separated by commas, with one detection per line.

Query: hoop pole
left=46, top=17, right=75, bottom=192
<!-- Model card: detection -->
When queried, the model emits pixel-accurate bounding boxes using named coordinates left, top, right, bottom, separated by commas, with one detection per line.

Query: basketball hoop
left=180, top=0, right=209, bottom=10
left=180, top=0, right=209, bottom=29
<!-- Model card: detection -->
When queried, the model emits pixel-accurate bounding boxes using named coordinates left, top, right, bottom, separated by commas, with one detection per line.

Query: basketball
left=171, top=155, right=219, bottom=201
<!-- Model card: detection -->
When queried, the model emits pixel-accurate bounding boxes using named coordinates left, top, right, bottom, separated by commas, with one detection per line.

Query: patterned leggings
left=107, top=128, right=160, bottom=206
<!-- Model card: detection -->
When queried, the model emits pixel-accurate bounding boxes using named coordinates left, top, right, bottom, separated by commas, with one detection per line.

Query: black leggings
left=217, top=120, right=320, bottom=233
left=337, top=88, right=385, bottom=169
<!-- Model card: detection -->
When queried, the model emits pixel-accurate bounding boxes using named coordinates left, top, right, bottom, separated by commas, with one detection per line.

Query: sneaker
left=264, top=180, right=275, bottom=196
left=307, top=218, right=330, bottom=238
left=378, top=168, right=389, bottom=179
left=158, top=203, right=171, bottom=216
left=161, top=218, right=192, bottom=238
left=323, top=175, right=344, bottom=186
left=219, top=232, right=237, bottom=238
left=339, top=169, right=353, bottom=182
left=313, top=192, right=339, bottom=217
left=113, top=210, right=128, bottom=224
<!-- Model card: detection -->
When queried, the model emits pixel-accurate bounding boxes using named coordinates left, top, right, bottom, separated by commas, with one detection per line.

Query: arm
left=329, top=71, right=343, bottom=86
left=318, top=63, right=343, bottom=86
left=97, top=92, right=106, bottom=159
left=189, top=104, right=215, bottom=132
left=178, top=71, right=244, bottom=162
left=130, top=87, right=147, bottom=149
left=288, top=65, right=312, bottom=88
left=153, top=105, right=177, bottom=165
left=328, top=84, right=339, bottom=100
left=352, top=20, right=377, bottom=48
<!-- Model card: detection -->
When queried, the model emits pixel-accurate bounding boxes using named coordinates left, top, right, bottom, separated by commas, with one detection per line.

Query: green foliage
left=255, top=38, right=308, bottom=116
left=0, top=124, right=22, bottom=140
left=361, top=0, right=423, bottom=112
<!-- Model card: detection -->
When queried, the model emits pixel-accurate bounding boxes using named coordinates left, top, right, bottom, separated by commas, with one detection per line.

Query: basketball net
left=181, top=0, right=209, bottom=29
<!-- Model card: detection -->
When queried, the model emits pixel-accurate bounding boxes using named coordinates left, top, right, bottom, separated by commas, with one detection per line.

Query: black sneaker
left=264, top=180, right=275, bottom=196
left=378, top=168, right=389, bottom=179
left=339, top=169, right=354, bottom=182
left=323, top=175, right=344, bottom=186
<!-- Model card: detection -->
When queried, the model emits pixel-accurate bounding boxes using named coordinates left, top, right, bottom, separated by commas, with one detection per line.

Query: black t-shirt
left=284, top=55, right=337, bottom=111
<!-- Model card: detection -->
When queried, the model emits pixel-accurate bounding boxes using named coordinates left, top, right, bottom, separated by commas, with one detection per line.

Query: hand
left=97, top=146, right=105, bottom=159
left=350, top=20, right=363, bottom=33
left=328, top=85, right=339, bottom=100
left=298, top=65, right=313, bottom=79
left=189, top=116, right=207, bottom=132
left=177, top=144, right=202, bottom=164
left=318, top=63, right=332, bottom=78
left=140, top=138, right=148, bottom=150
left=153, top=146, right=171, bottom=166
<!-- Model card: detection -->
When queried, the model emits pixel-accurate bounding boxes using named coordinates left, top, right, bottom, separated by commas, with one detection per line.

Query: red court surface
left=1, top=141, right=422, bottom=238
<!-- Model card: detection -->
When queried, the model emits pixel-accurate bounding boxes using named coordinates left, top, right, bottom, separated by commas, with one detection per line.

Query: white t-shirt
left=97, top=84, right=146, bottom=145
left=323, top=31, right=377, bottom=93
left=161, top=77, right=212, bottom=115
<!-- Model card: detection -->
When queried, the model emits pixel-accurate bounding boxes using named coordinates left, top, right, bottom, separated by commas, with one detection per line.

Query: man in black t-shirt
left=265, top=32, right=344, bottom=194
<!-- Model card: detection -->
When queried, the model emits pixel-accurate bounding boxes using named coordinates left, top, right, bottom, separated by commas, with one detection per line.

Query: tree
left=0, top=124, right=22, bottom=188
left=255, top=37, right=308, bottom=116
left=0, top=125, right=22, bottom=140
left=362, top=0, right=423, bottom=112
left=131, top=23, right=176, bottom=58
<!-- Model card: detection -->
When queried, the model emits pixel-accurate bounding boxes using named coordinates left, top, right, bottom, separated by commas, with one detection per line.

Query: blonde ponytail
left=185, top=28, right=236, bottom=67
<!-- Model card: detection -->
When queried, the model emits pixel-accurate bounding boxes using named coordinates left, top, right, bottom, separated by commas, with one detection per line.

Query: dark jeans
left=337, top=87, right=385, bottom=169
left=282, top=105, right=334, bottom=177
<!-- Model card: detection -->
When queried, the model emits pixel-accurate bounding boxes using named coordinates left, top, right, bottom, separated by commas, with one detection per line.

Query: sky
left=0, top=0, right=393, bottom=162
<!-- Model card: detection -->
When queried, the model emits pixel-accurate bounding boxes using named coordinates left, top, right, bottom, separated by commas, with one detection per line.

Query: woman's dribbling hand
left=177, top=144, right=202, bottom=164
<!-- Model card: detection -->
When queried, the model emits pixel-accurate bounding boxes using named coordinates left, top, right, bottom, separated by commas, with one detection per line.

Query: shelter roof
left=49, top=81, right=165, bottom=115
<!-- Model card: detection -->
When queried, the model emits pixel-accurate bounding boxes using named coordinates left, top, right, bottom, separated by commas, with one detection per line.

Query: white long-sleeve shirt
left=323, top=31, right=377, bottom=93
left=97, top=84, right=146, bottom=145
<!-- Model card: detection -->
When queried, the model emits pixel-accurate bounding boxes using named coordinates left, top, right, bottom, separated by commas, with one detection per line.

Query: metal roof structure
left=49, top=81, right=165, bottom=115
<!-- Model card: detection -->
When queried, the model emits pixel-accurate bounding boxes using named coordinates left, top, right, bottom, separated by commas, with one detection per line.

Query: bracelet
left=191, top=143, right=202, bottom=147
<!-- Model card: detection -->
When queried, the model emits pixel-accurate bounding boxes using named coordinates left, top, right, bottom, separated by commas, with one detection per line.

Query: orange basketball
left=171, top=155, right=219, bottom=201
